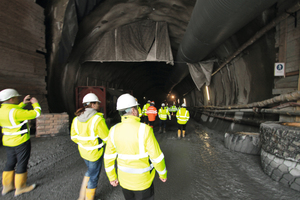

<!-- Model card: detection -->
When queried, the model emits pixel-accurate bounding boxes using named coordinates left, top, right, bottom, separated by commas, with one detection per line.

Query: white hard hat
left=0, top=88, right=21, bottom=102
left=182, top=103, right=186, bottom=107
left=117, top=93, right=139, bottom=110
left=161, top=103, right=165, bottom=106
left=82, top=93, right=101, bottom=104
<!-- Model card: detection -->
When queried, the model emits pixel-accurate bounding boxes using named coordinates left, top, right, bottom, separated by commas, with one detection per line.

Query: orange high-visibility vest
left=146, top=106, right=157, bottom=122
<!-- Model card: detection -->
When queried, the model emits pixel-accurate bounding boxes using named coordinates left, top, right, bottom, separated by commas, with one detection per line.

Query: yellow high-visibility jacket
left=104, top=115, right=167, bottom=191
left=158, top=107, right=170, bottom=120
left=170, top=105, right=177, bottom=112
left=176, top=108, right=190, bottom=124
left=71, top=111, right=109, bottom=162
left=142, top=103, right=150, bottom=116
left=0, top=102, right=41, bottom=147
left=138, top=106, right=142, bottom=118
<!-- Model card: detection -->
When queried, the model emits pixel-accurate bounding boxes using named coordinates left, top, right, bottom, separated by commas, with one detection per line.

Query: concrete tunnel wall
left=2, top=0, right=299, bottom=134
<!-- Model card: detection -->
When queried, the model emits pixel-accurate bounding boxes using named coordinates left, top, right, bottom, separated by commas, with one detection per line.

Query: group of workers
left=0, top=88, right=189, bottom=200
left=140, top=100, right=190, bottom=138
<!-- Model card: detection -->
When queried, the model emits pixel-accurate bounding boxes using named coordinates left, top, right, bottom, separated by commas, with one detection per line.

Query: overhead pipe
left=199, top=91, right=300, bottom=110
left=165, top=0, right=278, bottom=92
left=212, top=1, right=300, bottom=76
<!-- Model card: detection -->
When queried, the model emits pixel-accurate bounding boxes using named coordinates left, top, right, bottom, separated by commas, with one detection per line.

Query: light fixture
left=206, top=86, right=210, bottom=101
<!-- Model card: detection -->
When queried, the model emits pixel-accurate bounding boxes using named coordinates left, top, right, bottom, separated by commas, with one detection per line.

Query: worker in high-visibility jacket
left=146, top=101, right=157, bottom=129
left=0, top=88, right=41, bottom=197
left=169, top=102, right=177, bottom=117
left=176, top=103, right=190, bottom=138
left=158, top=103, right=171, bottom=133
left=70, top=93, right=109, bottom=200
left=104, top=93, right=167, bottom=200
left=142, top=100, right=151, bottom=124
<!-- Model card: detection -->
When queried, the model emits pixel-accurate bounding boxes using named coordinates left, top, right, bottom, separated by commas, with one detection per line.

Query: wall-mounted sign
left=274, top=63, right=285, bottom=76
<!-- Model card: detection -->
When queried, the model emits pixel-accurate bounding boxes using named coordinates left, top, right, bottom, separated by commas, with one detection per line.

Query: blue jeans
left=84, top=155, right=103, bottom=189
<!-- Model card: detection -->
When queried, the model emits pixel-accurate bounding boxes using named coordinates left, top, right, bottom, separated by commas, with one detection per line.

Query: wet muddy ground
left=1, top=118, right=300, bottom=200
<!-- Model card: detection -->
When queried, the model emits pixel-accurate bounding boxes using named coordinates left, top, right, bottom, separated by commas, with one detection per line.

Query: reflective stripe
left=150, top=153, right=164, bottom=163
left=34, top=108, right=41, bottom=118
left=71, top=135, right=99, bottom=140
left=2, top=108, right=28, bottom=129
left=118, top=153, right=148, bottom=160
left=73, top=115, right=104, bottom=150
left=147, top=110, right=157, bottom=114
left=110, top=126, right=116, bottom=148
left=2, top=129, right=28, bottom=135
left=178, top=109, right=189, bottom=122
left=102, top=136, right=108, bottom=142
left=105, top=165, right=115, bottom=172
left=156, top=167, right=167, bottom=175
left=77, top=142, right=104, bottom=150
left=74, top=118, right=79, bottom=134
left=104, top=153, right=118, bottom=159
left=9, top=108, right=17, bottom=126
left=118, top=164, right=153, bottom=174
left=139, top=123, right=146, bottom=154
left=90, top=115, right=99, bottom=137
left=110, top=123, right=153, bottom=174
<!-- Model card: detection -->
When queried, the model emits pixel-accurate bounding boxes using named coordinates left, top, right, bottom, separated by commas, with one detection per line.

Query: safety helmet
left=150, top=101, right=155, bottom=105
left=182, top=103, right=186, bottom=107
left=161, top=103, right=165, bottom=107
left=117, top=93, right=139, bottom=110
left=0, top=88, right=21, bottom=102
left=147, top=100, right=151, bottom=103
left=82, top=93, right=101, bottom=104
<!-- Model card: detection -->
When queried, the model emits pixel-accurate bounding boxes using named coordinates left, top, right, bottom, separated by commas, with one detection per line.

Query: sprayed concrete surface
left=1, top=118, right=300, bottom=200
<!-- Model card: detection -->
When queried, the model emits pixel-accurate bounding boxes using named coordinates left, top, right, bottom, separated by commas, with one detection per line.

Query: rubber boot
left=163, top=128, right=166, bottom=133
left=78, top=176, right=90, bottom=200
left=183, top=130, right=186, bottom=138
left=158, top=127, right=162, bottom=133
left=178, top=129, right=181, bottom=138
left=86, top=188, right=96, bottom=200
left=14, top=172, right=36, bottom=197
left=2, top=170, right=15, bottom=196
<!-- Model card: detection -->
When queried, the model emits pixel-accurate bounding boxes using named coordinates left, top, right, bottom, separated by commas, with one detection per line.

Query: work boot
left=14, top=172, right=36, bottom=197
left=163, top=128, right=166, bottom=133
left=2, top=170, right=15, bottom=196
left=177, top=129, right=181, bottom=138
left=86, top=188, right=96, bottom=200
left=78, top=176, right=90, bottom=200
left=183, top=130, right=186, bottom=138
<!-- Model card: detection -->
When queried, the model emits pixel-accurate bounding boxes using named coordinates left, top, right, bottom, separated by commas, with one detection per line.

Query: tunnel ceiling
left=46, top=0, right=278, bottom=114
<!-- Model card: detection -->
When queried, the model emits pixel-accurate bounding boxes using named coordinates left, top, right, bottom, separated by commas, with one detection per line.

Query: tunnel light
left=183, top=98, right=186, bottom=105
left=178, top=99, right=180, bottom=104
left=206, top=86, right=210, bottom=101
left=171, top=95, right=174, bottom=99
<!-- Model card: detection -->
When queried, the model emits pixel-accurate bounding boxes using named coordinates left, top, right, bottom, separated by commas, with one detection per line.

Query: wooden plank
left=286, top=60, right=300, bottom=72
left=0, top=49, right=46, bottom=75
left=0, top=23, right=45, bottom=50
left=274, top=75, right=298, bottom=88
left=278, top=18, right=287, bottom=63
left=272, top=88, right=297, bottom=95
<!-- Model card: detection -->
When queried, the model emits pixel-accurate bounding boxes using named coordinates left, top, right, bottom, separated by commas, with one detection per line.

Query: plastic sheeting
left=188, top=59, right=217, bottom=90
left=82, top=20, right=174, bottom=64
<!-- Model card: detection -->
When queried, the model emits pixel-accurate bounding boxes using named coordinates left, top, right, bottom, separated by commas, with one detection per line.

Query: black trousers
left=143, top=116, right=149, bottom=124
left=122, top=183, right=154, bottom=200
left=4, top=140, right=31, bottom=173
left=178, top=124, right=186, bottom=131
